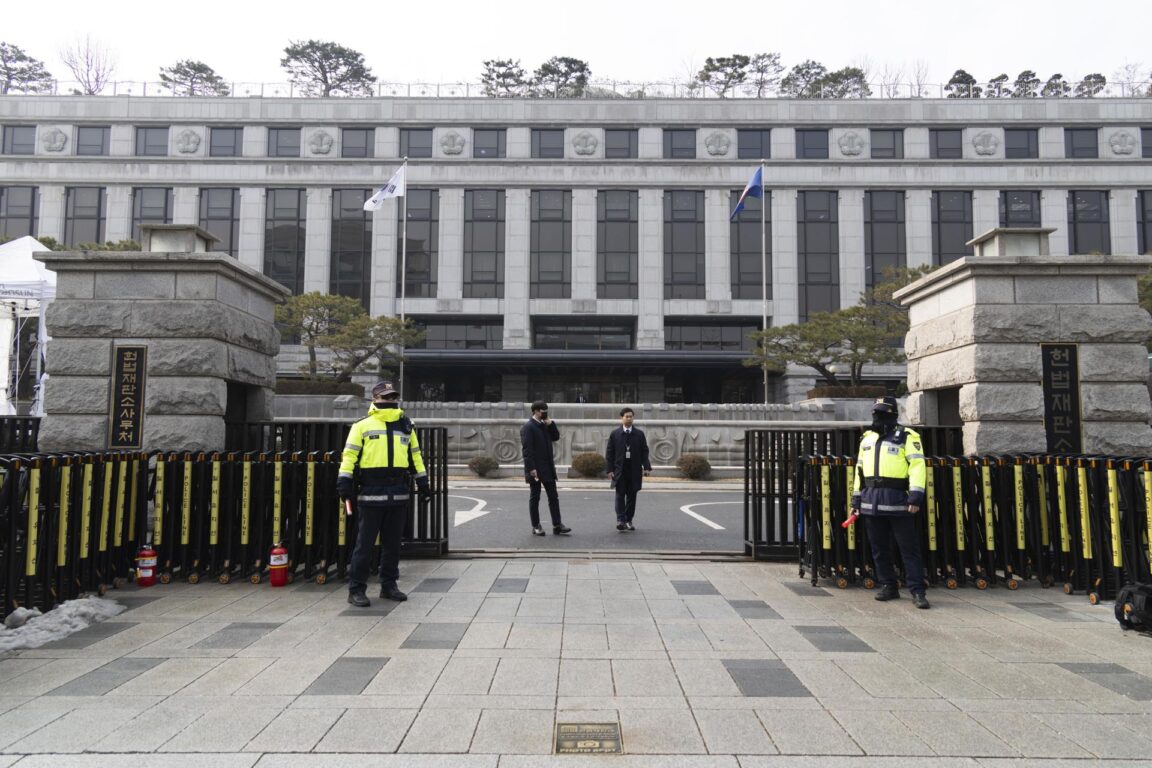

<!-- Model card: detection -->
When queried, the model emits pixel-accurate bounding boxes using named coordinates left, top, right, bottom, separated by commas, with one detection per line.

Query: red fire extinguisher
left=269, top=543, right=289, bottom=587
left=135, top=544, right=157, bottom=588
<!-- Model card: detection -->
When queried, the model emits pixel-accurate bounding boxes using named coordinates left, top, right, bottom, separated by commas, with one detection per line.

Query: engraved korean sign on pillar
left=109, top=345, right=148, bottom=449
left=1041, top=343, right=1082, bottom=453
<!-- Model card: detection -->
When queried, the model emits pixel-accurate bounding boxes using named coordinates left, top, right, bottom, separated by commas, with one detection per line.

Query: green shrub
left=676, top=453, right=712, bottom=480
left=274, top=379, right=365, bottom=396
left=806, top=385, right=887, bottom=399
left=570, top=452, right=606, bottom=478
left=467, top=455, right=500, bottom=477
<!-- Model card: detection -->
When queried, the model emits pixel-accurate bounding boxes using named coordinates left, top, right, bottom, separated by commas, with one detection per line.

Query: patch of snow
left=0, top=597, right=127, bottom=651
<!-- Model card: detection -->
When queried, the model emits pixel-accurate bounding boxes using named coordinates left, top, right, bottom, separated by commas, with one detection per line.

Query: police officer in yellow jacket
left=338, top=381, right=430, bottom=607
left=851, top=396, right=930, bottom=609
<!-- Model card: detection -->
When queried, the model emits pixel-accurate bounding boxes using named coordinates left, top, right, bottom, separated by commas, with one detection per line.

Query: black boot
left=347, top=591, right=370, bottom=607
left=380, top=584, right=408, bottom=602
left=553, top=524, right=571, bottom=535
left=912, top=592, right=930, bottom=609
left=874, top=584, right=900, bottom=601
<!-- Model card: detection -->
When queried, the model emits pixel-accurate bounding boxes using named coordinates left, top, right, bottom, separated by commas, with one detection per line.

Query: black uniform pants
left=614, top=475, right=638, bottom=523
left=862, top=513, right=926, bottom=594
left=528, top=479, right=562, bottom=527
left=348, top=502, right=406, bottom=593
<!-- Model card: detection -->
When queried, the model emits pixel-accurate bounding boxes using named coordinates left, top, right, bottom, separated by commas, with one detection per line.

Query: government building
left=1, top=95, right=1150, bottom=403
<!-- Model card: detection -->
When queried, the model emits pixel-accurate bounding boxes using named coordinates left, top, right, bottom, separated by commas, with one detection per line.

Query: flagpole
left=759, top=159, right=768, bottom=405
left=398, top=158, right=408, bottom=399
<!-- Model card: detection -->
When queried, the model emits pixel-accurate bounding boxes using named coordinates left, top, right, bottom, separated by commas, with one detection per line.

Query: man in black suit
left=521, top=400, right=571, bottom=537
left=605, top=407, right=652, bottom=531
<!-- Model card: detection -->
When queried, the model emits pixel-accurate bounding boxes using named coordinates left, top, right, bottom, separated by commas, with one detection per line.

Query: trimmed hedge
left=676, top=454, right=712, bottom=480
left=467, top=455, right=500, bottom=477
left=570, top=452, right=606, bottom=478
left=806, top=385, right=887, bottom=399
left=274, top=379, right=365, bottom=396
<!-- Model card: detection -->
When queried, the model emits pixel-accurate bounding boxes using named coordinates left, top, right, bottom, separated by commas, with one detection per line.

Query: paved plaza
left=2, top=556, right=1152, bottom=767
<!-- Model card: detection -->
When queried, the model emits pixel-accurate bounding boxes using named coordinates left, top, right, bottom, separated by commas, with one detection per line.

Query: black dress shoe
left=380, top=585, right=408, bottom=602
left=532, top=525, right=546, bottom=536
left=553, top=524, right=571, bottom=535
left=912, top=592, right=931, bottom=609
left=347, top=591, right=370, bottom=607
left=874, top=585, right=900, bottom=601
left=617, top=522, right=628, bottom=531
left=625, top=522, right=635, bottom=531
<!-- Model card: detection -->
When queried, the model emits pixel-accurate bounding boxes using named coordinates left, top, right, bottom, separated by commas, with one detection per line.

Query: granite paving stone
left=700, top=621, right=770, bottom=651
left=1058, top=661, right=1152, bottom=700
left=37, top=621, right=137, bottom=649
left=361, top=653, right=450, bottom=696
left=93, top=700, right=215, bottom=752
left=244, top=708, right=343, bottom=752
left=1009, top=601, right=1094, bottom=622
left=45, top=657, right=164, bottom=696
left=756, top=708, right=862, bottom=755
left=781, top=582, right=833, bottom=597
left=561, top=623, right=608, bottom=650
left=489, top=657, right=559, bottom=696
left=559, top=659, right=614, bottom=697
left=723, top=660, right=813, bottom=698
left=469, top=709, right=554, bottom=754
left=617, top=709, right=707, bottom=754
left=490, top=578, right=528, bottom=594
left=607, top=622, right=663, bottom=650
left=303, top=657, right=389, bottom=695
left=613, top=659, right=684, bottom=697
left=894, top=711, right=1017, bottom=757
left=672, top=581, right=721, bottom=596
left=476, top=597, right=521, bottom=619
left=969, top=711, right=1093, bottom=758
left=313, top=708, right=418, bottom=753
left=672, top=659, right=743, bottom=697
left=176, top=658, right=275, bottom=696
left=161, top=707, right=282, bottom=752
left=111, top=657, right=223, bottom=695
left=458, top=621, right=512, bottom=649
left=834, top=657, right=938, bottom=699
left=829, top=709, right=934, bottom=756
left=431, top=657, right=500, bottom=695
left=399, top=708, right=481, bottom=752
left=794, top=625, right=874, bottom=653
left=401, top=622, right=470, bottom=650
left=727, top=600, right=783, bottom=620
left=657, top=623, right=713, bottom=651
left=693, top=708, right=778, bottom=754
left=1037, top=713, right=1152, bottom=759
left=505, top=623, right=563, bottom=650
left=18, top=758, right=259, bottom=768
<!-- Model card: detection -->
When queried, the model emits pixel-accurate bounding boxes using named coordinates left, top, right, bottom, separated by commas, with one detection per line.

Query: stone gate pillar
left=896, top=228, right=1152, bottom=455
left=35, top=225, right=291, bottom=452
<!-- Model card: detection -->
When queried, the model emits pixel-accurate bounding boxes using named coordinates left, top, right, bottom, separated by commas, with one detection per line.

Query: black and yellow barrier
left=1, top=428, right=448, bottom=621
left=798, top=452, right=1152, bottom=604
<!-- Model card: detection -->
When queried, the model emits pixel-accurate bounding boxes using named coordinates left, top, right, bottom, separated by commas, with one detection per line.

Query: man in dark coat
left=605, top=407, right=652, bottom=531
left=521, top=400, right=571, bottom=536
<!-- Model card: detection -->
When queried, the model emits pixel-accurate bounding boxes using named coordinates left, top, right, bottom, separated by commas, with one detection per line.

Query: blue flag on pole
left=729, top=166, right=763, bottom=221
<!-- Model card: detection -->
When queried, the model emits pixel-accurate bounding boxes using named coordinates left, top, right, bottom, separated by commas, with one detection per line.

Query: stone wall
left=37, top=246, right=290, bottom=452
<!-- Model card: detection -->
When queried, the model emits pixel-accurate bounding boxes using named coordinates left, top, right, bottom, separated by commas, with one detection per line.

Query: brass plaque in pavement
left=554, top=722, right=623, bottom=754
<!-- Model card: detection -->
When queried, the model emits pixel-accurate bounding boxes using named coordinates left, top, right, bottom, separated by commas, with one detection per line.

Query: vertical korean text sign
left=1040, top=343, right=1082, bottom=453
left=109, top=345, right=148, bottom=449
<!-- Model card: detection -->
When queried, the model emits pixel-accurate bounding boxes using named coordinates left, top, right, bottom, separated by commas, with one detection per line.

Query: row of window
left=410, top=318, right=760, bottom=352
left=2, top=186, right=1141, bottom=317
left=5, top=124, right=1151, bottom=160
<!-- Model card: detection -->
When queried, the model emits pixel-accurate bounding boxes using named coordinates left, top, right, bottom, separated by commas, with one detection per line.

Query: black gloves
left=416, top=477, right=431, bottom=498
left=336, top=476, right=354, bottom=501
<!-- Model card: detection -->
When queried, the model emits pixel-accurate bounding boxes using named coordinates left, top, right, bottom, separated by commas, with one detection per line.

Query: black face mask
left=374, top=401, right=400, bottom=409
left=872, top=411, right=897, bottom=430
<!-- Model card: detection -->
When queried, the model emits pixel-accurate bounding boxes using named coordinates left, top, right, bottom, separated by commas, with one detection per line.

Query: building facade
left=2, top=96, right=1150, bottom=403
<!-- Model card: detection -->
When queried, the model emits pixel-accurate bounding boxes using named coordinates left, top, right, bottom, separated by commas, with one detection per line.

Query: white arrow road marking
left=452, top=495, right=491, bottom=527
left=679, top=501, right=738, bottom=530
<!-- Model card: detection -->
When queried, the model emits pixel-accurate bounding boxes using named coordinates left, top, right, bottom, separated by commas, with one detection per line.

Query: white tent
left=0, top=236, right=56, bottom=416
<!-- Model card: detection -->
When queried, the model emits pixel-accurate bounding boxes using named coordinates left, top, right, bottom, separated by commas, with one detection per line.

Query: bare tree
left=877, top=61, right=905, bottom=98
left=911, top=60, right=931, bottom=98
left=60, top=36, right=115, bottom=94
left=1113, top=62, right=1149, bottom=96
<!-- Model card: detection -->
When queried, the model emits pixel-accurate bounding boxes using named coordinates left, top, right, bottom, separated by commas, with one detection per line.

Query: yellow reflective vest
left=851, top=426, right=926, bottom=515
left=338, top=405, right=427, bottom=505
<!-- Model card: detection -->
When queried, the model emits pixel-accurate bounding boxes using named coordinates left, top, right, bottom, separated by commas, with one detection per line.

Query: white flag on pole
left=363, top=165, right=406, bottom=211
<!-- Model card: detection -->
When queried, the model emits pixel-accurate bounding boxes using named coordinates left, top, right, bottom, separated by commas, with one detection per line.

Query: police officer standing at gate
left=850, top=396, right=930, bottom=610
left=338, top=381, right=430, bottom=607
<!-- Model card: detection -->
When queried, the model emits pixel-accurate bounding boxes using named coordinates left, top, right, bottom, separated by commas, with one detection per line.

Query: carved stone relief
left=440, top=131, right=466, bottom=155
left=572, top=131, right=598, bottom=155
left=40, top=128, right=67, bottom=153
left=837, top=131, right=866, bottom=156
left=175, top=129, right=202, bottom=154
left=1108, top=131, right=1136, bottom=155
left=308, top=130, right=333, bottom=155
left=704, top=132, right=730, bottom=156
left=972, top=131, right=999, bottom=156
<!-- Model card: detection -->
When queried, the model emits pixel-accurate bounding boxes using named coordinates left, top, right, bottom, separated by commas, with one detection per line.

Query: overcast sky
left=4, top=0, right=1150, bottom=89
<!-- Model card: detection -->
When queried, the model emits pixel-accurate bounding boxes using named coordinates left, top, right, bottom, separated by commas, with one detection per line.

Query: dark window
left=1004, top=128, right=1039, bottom=159
left=1144, top=128, right=1152, bottom=159
left=75, top=126, right=109, bottom=156
left=412, top=319, right=503, bottom=350
left=796, top=129, right=829, bottom=159
left=1067, top=190, right=1110, bottom=254
left=797, top=190, right=839, bottom=319
left=530, top=190, right=571, bottom=298
left=63, top=187, right=105, bottom=246
left=341, top=128, right=374, bottom=159
left=330, top=189, right=373, bottom=308
left=604, top=129, right=638, bottom=159
left=130, top=187, right=173, bottom=243
left=597, top=189, right=638, bottom=299
left=263, top=188, right=306, bottom=293
left=473, top=129, right=506, bottom=158
left=663, top=129, right=696, bottom=159
left=400, top=128, right=433, bottom=158
left=999, top=190, right=1042, bottom=228
left=729, top=191, right=771, bottom=300
left=198, top=188, right=239, bottom=257
left=665, top=320, right=760, bottom=351
left=209, top=127, right=242, bottom=157
left=533, top=320, right=634, bottom=350
left=930, top=129, right=963, bottom=159
left=2, top=126, right=35, bottom=155
left=870, top=129, right=904, bottom=159
left=267, top=128, right=301, bottom=157
left=737, top=129, right=771, bottom=160
left=864, top=191, right=906, bottom=288
left=463, top=189, right=505, bottom=298
left=531, top=129, right=565, bottom=159
left=0, top=187, right=38, bottom=240
left=135, top=126, right=169, bottom=157
left=663, top=190, right=705, bottom=299
left=1064, top=128, right=1099, bottom=158
left=1139, top=191, right=1152, bottom=255
left=931, top=190, right=973, bottom=265
left=398, top=189, right=438, bottom=299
